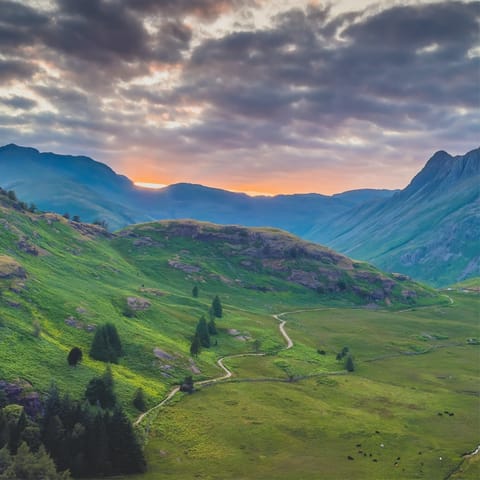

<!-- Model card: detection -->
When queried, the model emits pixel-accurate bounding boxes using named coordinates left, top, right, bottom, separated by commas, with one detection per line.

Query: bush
left=67, top=347, right=83, bottom=367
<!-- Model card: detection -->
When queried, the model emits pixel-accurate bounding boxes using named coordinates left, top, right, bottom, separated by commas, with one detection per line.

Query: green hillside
left=0, top=195, right=437, bottom=404
left=0, top=192, right=478, bottom=479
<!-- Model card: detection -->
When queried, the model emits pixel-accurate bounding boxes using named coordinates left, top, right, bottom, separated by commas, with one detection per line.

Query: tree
left=67, top=347, right=82, bottom=367
left=196, top=316, right=210, bottom=348
left=211, top=295, right=223, bottom=318
left=253, top=339, right=262, bottom=353
left=207, top=317, right=217, bottom=335
left=192, top=286, right=198, bottom=298
left=0, top=443, right=71, bottom=479
left=6, top=191, right=16, bottom=202
left=85, top=366, right=116, bottom=409
left=132, top=389, right=146, bottom=412
left=190, top=333, right=201, bottom=357
left=62, top=213, right=70, bottom=220
left=345, top=355, right=355, bottom=372
left=89, top=324, right=123, bottom=363
left=180, top=376, right=194, bottom=394
left=72, top=215, right=80, bottom=223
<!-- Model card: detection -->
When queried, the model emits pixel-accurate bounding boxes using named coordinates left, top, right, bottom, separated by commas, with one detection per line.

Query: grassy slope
left=0, top=206, right=435, bottom=413
left=0, top=202, right=477, bottom=479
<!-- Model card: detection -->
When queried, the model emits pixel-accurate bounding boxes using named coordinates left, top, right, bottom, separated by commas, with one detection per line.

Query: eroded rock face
left=0, top=255, right=26, bottom=278
left=123, top=221, right=430, bottom=304
left=17, top=238, right=39, bottom=256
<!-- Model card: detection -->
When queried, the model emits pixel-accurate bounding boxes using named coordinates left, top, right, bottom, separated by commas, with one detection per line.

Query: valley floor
left=117, top=291, right=479, bottom=480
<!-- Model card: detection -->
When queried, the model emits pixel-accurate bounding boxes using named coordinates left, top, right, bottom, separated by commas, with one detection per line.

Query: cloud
left=0, top=0, right=478, bottom=193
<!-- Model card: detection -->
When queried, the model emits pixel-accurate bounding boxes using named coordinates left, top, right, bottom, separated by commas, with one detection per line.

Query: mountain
left=1, top=143, right=477, bottom=287
left=0, top=144, right=394, bottom=234
left=306, top=148, right=480, bottom=287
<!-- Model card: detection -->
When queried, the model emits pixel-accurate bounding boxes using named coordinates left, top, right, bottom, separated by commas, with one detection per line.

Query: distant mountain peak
left=403, top=147, right=479, bottom=198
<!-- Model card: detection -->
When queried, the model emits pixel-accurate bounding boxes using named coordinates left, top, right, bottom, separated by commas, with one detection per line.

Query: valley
left=0, top=190, right=478, bottom=479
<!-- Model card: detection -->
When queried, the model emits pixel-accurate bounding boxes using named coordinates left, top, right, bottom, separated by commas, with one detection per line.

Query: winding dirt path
left=134, top=299, right=456, bottom=428
left=134, top=310, right=297, bottom=427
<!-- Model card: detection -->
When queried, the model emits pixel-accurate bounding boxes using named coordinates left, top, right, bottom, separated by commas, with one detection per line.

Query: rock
left=153, top=348, right=174, bottom=360
left=17, top=238, right=39, bottom=256
left=168, top=258, right=201, bottom=273
left=127, top=296, right=151, bottom=310
left=0, top=255, right=26, bottom=279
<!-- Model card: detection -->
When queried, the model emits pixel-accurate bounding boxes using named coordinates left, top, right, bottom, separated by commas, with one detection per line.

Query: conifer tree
left=190, top=333, right=201, bottom=356
left=89, top=324, right=123, bottom=363
left=192, top=285, right=199, bottom=298
left=208, top=317, right=218, bottom=335
left=196, top=316, right=210, bottom=348
left=211, top=295, right=223, bottom=318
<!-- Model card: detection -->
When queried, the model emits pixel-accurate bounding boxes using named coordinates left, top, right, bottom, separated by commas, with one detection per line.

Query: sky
left=0, top=0, right=478, bottom=195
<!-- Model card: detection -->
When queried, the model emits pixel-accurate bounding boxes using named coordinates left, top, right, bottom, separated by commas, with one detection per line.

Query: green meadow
left=0, top=201, right=478, bottom=479
left=119, top=291, right=479, bottom=480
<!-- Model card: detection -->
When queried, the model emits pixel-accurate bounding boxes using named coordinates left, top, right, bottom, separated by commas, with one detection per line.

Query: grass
left=0, top=202, right=478, bottom=479
left=119, top=291, right=479, bottom=480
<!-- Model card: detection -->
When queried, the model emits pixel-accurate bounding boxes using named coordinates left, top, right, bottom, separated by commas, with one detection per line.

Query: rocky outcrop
left=0, top=255, right=26, bottom=279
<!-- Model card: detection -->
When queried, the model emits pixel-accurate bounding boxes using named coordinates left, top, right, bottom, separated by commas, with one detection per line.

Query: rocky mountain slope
left=307, top=148, right=479, bottom=287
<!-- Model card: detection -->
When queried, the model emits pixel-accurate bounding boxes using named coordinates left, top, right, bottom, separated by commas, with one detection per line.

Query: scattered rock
left=64, top=316, right=96, bottom=332
left=153, top=348, right=174, bottom=360
left=16, top=238, right=39, bottom=256
left=133, top=237, right=159, bottom=247
left=140, top=287, right=165, bottom=297
left=0, top=255, right=26, bottom=279
left=127, top=296, right=151, bottom=311
left=168, top=258, right=201, bottom=273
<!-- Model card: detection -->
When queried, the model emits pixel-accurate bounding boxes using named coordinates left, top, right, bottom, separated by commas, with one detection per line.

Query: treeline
left=0, top=368, right=145, bottom=478
left=0, top=187, right=37, bottom=213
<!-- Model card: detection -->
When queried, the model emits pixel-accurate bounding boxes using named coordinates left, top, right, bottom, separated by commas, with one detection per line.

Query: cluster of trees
left=90, top=324, right=123, bottom=363
left=0, top=368, right=145, bottom=478
left=0, top=443, right=70, bottom=479
left=0, top=188, right=37, bottom=213
left=189, top=296, right=223, bottom=356
left=336, top=346, right=355, bottom=372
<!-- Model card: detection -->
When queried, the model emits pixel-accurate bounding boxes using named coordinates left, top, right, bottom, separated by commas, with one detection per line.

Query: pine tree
left=196, top=316, right=210, bottom=348
left=108, top=407, right=146, bottom=474
left=89, top=324, right=123, bottom=363
left=192, top=285, right=198, bottom=298
left=190, top=333, right=201, bottom=356
left=211, top=295, right=223, bottom=318
left=208, top=317, right=217, bottom=335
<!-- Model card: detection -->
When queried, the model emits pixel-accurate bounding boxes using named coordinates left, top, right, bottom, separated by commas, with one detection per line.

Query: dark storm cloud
left=0, top=59, right=38, bottom=82
left=158, top=0, right=479, bottom=157
left=0, top=0, right=478, bottom=192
